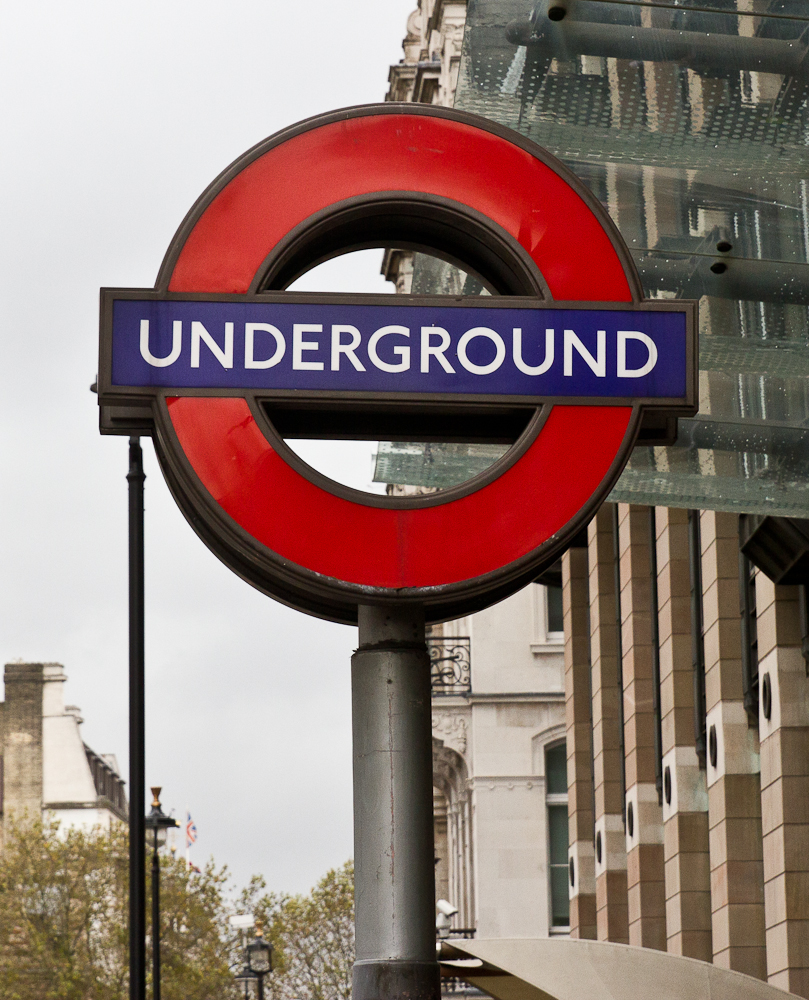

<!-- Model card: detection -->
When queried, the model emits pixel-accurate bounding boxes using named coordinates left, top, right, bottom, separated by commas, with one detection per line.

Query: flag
left=186, top=813, right=198, bottom=850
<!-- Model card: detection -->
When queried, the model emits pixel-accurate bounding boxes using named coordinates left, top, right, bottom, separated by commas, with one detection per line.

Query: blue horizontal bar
left=110, top=298, right=689, bottom=400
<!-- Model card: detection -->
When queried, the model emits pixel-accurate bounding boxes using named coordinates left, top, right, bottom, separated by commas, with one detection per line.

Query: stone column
left=618, top=504, right=666, bottom=951
left=434, top=792, right=449, bottom=905
left=563, top=546, right=596, bottom=938
left=463, top=796, right=474, bottom=927
left=656, top=508, right=712, bottom=960
left=701, top=511, right=766, bottom=979
left=450, top=804, right=461, bottom=921
left=755, top=574, right=809, bottom=998
left=588, top=506, right=629, bottom=943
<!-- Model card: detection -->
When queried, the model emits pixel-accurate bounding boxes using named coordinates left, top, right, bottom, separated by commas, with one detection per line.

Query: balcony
left=428, top=637, right=471, bottom=696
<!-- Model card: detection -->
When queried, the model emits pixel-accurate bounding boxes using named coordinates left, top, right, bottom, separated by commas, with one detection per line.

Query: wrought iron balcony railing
left=428, top=637, right=471, bottom=696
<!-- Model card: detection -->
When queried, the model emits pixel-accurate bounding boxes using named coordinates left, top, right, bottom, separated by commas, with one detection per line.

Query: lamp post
left=235, top=923, right=272, bottom=1000
left=234, top=965, right=260, bottom=999
left=144, top=787, right=178, bottom=1000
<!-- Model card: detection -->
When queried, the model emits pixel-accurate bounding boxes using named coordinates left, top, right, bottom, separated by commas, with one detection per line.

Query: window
left=547, top=584, right=564, bottom=635
left=531, top=584, right=565, bottom=652
left=545, top=742, right=569, bottom=929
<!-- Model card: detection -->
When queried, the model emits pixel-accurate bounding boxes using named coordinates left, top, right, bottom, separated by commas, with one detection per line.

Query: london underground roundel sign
left=98, top=105, right=697, bottom=624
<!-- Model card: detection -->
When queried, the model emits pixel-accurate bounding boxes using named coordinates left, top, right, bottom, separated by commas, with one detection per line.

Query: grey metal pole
left=352, top=605, right=439, bottom=1000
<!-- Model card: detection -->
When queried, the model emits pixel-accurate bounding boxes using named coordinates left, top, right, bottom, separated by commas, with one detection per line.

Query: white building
left=430, top=585, right=568, bottom=939
left=1, top=661, right=127, bottom=843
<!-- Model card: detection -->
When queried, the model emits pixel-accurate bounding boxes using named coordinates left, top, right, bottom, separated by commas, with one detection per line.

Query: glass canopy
left=374, top=0, right=809, bottom=518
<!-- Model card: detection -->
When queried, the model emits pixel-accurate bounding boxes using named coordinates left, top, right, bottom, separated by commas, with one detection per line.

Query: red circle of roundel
left=159, top=106, right=637, bottom=596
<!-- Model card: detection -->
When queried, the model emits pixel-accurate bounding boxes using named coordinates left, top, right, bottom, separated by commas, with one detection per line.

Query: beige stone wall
left=656, top=507, right=711, bottom=961
left=755, top=574, right=809, bottom=998
left=589, top=506, right=629, bottom=943
left=617, top=504, right=666, bottom=951
left=577, top=506, right=786, bottom=981
left=702, top=512, right=767, bottom=980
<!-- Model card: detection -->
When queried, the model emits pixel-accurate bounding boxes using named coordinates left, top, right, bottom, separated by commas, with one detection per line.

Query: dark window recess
left=800, top=585, right=809, bottom=678
left=546, top=743, right=568, bottom=795
left=547, top=584, right=564, bottom=634
left=739, top=548, right=759, bottom=724
left=419, top=78, right=439, bottom=104
left=688, top=510, right=707, bottom=769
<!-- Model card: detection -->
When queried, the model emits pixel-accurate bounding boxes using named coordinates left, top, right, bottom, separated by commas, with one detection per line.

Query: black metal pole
left=152, top=830, right=161, bottom=1000
left=257, top=973, right=265, bottom=1000
left=128, top=437, right=146, bottom=1000
left=511, top=17, right=809, bottom=81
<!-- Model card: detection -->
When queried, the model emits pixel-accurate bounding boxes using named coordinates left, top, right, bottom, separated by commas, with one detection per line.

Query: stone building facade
left=563, top=504, right=809, bottom=997
left=0, top=662, right=127, bottom=845
left=386, top=2, right=809, bottom=997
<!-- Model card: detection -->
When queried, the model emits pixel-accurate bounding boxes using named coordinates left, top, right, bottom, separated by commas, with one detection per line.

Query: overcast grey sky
left=0, top=0, right=417, bottom=894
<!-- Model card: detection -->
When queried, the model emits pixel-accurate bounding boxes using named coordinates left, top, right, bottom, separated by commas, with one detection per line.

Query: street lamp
left=234, top=964, right=260, bottom=999
left=243, top=922, right=273, bottom=1000
left=144, top=787, right=178, bottom=1000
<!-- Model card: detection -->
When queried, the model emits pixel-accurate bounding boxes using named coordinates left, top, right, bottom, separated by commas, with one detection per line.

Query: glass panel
left=548, top=802, right=571, bottom=926
left=404, top=0, right=809, bottom=517
left=546, top=742, right=568, bottom=795
left=548, top=804, right=569, bottom=865
left=547, top=584, right=564, bottom=633
left=373, top=440, right=508, bottom=489
left=411, top=252, right=490, bottom=296
left=550, top=864, right=571, bottom=926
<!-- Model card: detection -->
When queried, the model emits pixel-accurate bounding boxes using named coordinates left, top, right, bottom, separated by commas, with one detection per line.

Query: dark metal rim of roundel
left=149, top=103, right=654, bottom=625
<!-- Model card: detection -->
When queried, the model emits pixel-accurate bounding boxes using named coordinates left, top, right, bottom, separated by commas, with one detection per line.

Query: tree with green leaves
left=0, top=819, right=238, bottom=1000
left=0, top=819, right=355, bottom=1000
left=235, top=861, right=355, bottom=1000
